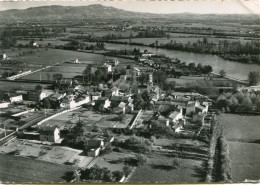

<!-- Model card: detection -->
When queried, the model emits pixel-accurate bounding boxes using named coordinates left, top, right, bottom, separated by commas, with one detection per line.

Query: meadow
left=0, top=153, right=76, bottom=183
left=220, top=114, right=260, bottom=182
left=0, top=81, right=50, bottom=91
left=129, top=153, right=205, bottom=183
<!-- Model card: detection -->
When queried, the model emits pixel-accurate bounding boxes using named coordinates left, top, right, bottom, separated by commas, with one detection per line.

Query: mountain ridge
left=0, top=4, right=258, bottom=20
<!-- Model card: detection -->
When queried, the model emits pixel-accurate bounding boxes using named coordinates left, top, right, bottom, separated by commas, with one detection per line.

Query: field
left=128, top=132, right=209, bottom=183
left=0, top=139, right=93, bottom=168
left=79, top=110, right=133, bottom=129
left=112, top=36, right=252, bottom=45
left=129, top=153, right=205, bottom=183
left=220, top=114, right=260, bottom=182
left=166, top=75, right=234, bottom=87
left=89, top=151, right=134, bottom=172
left=220, top=114, right=260, bottom=142
left=0, top=153, right=76, bottom=183
left=0, top=81, right=50, bottom=91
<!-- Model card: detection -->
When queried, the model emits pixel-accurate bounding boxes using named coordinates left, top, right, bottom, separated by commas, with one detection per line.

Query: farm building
left=39, top=125, right=60, bottom=143
left=0, top=101, right=10, bottom=108
left=85, top=139, right=104, bottom=157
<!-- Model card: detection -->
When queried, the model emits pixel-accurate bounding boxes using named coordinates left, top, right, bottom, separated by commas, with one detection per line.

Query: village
left=0, top=4, right=260, bottom=181
left=0, top=47, right=224, bottom=182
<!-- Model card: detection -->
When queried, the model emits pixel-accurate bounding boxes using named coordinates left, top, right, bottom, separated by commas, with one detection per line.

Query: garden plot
left=0, top=139, right=93, bottom=168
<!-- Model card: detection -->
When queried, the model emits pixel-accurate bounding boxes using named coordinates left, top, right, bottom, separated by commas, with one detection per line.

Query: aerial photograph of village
left=0, top=0, right=259, bottom=183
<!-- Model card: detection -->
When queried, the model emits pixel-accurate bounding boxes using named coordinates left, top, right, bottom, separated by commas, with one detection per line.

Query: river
left=104, top=43, right=260, bottom=80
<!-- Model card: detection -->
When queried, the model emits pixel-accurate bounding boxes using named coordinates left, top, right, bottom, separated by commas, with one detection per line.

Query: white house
left=104, top=63, right=112, bottom=73
left=195, top=104, right=208, bottom=114
left=0, top=101, right=10, bottom=108
left=10, top=95, right=23, bottom=103
left=39, top=125, right=60, bottom=143
left=141, top=51, right=156, bottom=57
left=2, top=53, right=7, bottom=60
left=60, top=98, right=76, bottom=109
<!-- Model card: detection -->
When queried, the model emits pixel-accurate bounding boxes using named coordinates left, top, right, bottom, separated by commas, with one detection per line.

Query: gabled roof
left=118, top=102, right=126, bottom=108
left=85, top=139, right=103, bottom=148
left=196, top=104, right=206, bottom=110
left=39, top=125, right=58, bottom=132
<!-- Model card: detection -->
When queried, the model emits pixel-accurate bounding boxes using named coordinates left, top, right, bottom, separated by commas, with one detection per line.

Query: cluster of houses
left=133, top=91, right=212, bottom=133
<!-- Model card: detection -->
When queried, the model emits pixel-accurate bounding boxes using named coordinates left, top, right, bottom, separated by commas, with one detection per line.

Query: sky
left=0, top=0, right=259, bottom=14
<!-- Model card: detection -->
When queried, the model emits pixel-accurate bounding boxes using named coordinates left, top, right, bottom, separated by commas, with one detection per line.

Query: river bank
left=101, top=42, right=260, bottom=80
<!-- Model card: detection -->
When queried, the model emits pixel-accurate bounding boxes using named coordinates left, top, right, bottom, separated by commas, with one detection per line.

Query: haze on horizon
left=0, top=0, right=259, bottom=14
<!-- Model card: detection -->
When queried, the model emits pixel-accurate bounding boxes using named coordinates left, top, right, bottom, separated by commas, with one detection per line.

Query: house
left=29, top=40, right=38, bottom=47
left=133, top=67, right=141, bottom=76
left=10, top=94, right=23, bottom=103
left=85, top=139, right=104, bottom=157
left=2, top=53, right=7, bottom=60
left=106, top=59, right=119, bottom=66
left=39, top=125, right=60, bottom=143
left=113, top=102, right=126, bottom=114
left=50, top=92, right=66, bottom=101
left=105, top=87, right=119, bottom=97
left=60, top=98, right=76, bottom=109
left=195, top=104, right=208, bottom=114
left=95, top=97, right=111, bottom=109
left=169, top=111, right=183, bottom=124
left=126, top=103, right=134, bottom=113
left=0, top=101, right=10, bottom=108
left=26, top=91, right=48, bottom=102
left=141, top=51, right=156, bottom=57
left=157, top=115, right=170, bottom=126
left=172, top=124, right=182, bottom=133
left=103, top=63, right=112, bottom=73
left=90, top=92, right=101, bottom=101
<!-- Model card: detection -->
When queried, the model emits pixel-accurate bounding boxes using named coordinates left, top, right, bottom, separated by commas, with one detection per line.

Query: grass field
left=89, top=152, right=134, bottom=172
left=129, top=153, right=204, bottom=183
left=14, top=49, right=104, bottom=66
left=220, top=114, right=260, bottom=142
left=229, top=141, right=260, bottom=182
left=0, top=153, right=76, bottom=183
left=166, top=75, right=234, bottom=87
left=0, top=81, right=50, bottom=91
left=220, top=114, right=260, bottom=182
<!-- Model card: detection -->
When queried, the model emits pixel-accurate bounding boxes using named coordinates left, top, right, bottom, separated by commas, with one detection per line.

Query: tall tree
left=248, top=71, right=260, bottom=86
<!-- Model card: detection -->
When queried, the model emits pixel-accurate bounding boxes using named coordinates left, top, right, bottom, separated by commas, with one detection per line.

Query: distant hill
left=0, top=4, right=158, bottom=20
left=0, top=4, right=259, bottom=21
